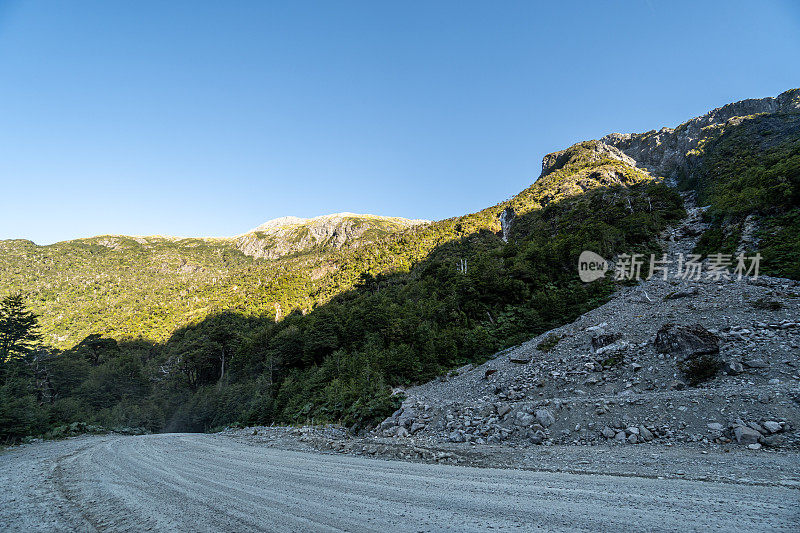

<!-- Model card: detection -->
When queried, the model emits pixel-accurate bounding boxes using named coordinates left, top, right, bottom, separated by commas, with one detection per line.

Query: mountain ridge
left=1, top=88, right=798, bottom=440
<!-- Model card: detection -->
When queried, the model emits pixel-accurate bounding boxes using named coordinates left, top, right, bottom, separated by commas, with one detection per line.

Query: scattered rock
left=669, top=380, right=687, bottom=391
left=448, top=430, right=465, bottom=443
left=592, top=333, right=621, bottom=352
left=733, top=425, right=761, bottom=445
left=724, top=361, right=743, bottom=375
left=496, top=404, right=512, bottom=418
left=665, top=287, right=699, bottom=300
left=535, top=409, right=555, bottom=428
left=515, top=412, right=534, bottom=427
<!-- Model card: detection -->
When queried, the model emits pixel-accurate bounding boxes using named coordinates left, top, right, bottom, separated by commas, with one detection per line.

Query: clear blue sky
left=1, top=1, right=798, bottom=244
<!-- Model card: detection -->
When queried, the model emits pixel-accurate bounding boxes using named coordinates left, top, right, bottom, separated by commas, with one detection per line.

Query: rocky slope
left=374, top=198, right=800, bottom=451
left=372, top=89, right=800, bottom=452
left=235, top=213, right=428, bottom=260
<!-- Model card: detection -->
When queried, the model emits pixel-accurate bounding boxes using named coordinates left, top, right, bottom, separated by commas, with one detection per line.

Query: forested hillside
left=0, top=214, right=425, bottom=348
left=1, top=89, right=798, bottom=441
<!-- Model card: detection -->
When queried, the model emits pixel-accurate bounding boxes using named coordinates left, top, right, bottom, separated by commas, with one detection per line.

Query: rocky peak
left=599, top=88, right=800, bottom=180
left=236, top=213, right=428, bottom=260
left=540, top=140, right=638, bottom=177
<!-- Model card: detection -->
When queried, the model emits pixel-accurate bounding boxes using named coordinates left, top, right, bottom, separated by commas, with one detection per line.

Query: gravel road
left=1, top=434, right=797, bottom=532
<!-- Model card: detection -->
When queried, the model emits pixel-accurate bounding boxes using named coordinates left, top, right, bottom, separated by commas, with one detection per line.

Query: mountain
left=235, top=213, right=428, bottom=260
left=1, top=89, right=797, bottom=440
left=0, top=214, right=425, bottom=347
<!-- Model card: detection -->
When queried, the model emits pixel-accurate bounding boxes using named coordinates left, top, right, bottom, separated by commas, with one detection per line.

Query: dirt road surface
left=1, top=433, right=797, bottom=531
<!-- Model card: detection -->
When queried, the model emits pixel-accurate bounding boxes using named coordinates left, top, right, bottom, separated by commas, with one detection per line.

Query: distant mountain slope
left=4, top=89, right=798, bottom=438
left=0, top=214, right=425, bottom=347
left=1, top=89, right=797, bottom=358
left=235, top=213, right=428, bottom=260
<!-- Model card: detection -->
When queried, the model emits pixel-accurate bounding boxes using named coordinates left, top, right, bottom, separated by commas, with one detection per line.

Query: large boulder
left=733, top=425, right=762, bottom=445
left=654, top=324, right=719, bottom=357
left=654, top=324, right=722, bottom=385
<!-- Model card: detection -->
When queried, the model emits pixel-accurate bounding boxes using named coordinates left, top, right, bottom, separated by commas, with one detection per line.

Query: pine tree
left=0, top=293, right=41, bottom=364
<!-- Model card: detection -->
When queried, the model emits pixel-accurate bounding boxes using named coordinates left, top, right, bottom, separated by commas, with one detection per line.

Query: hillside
left=0, top=214, right=426, bottom=348
left=1, top=88, right=798, bottom=441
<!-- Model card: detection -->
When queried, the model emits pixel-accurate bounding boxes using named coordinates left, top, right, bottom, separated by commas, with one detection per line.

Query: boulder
left=601, top=426, right=616, bottom=439
left=514, top=411, right=534, bottom=427
left=762, top=421, right=782, bottom=434
left=733, top=425, right=761, bottom=445
left=654, top=323, right=719, bottom=357
left=592, top=333, right=621, bottom=352
left=535, top=409, right=555, bottom=428
left=725, top=361, right=744, bottom=375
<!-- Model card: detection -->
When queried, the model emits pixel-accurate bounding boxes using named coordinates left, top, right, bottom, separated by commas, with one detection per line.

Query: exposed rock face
left=600, top=88, right=800, bottom=180
left=534, top=89, right=800, bottom=194
left=235, top=213, right=428, bottom=260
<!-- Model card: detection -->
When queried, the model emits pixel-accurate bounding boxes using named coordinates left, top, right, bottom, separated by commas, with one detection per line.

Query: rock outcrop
left=600, top=88, right=800, bottom=180
left=235, top=213, right=428, bottom=260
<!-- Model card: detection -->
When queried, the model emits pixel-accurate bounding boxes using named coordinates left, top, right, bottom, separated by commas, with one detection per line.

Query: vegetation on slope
left=1, top=146, right=685, bottom=440
left=0, top=216, right=421, bottom=348
left=5, top=97, right=798, bottom=442
left=686, top=111, right=800, bottom=278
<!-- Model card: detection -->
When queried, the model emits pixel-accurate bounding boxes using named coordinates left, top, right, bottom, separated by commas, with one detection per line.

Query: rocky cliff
left=600, top=88, right=800, bottom=181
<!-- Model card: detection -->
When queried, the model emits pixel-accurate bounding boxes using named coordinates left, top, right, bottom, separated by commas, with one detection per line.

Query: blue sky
left=1, top=1, right=798, bottom=244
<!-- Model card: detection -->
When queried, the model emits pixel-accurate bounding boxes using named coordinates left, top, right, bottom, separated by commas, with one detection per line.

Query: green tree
left=0, top=293, right=41, bottom=364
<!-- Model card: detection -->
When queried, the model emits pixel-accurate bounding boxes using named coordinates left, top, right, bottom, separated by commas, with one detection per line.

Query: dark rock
left=664, top=287, right=699, bottom=300
left=592, top=333, right=621, bottom=352
left=654, top=323, right=719, bottom=357
left=655, top=324, right=721, bottom=384
left=725, top=361, right=744, bottom=375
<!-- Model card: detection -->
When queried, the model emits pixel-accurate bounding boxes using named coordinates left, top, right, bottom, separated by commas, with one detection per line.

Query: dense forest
left=2, top=106, right=798, bottom=443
